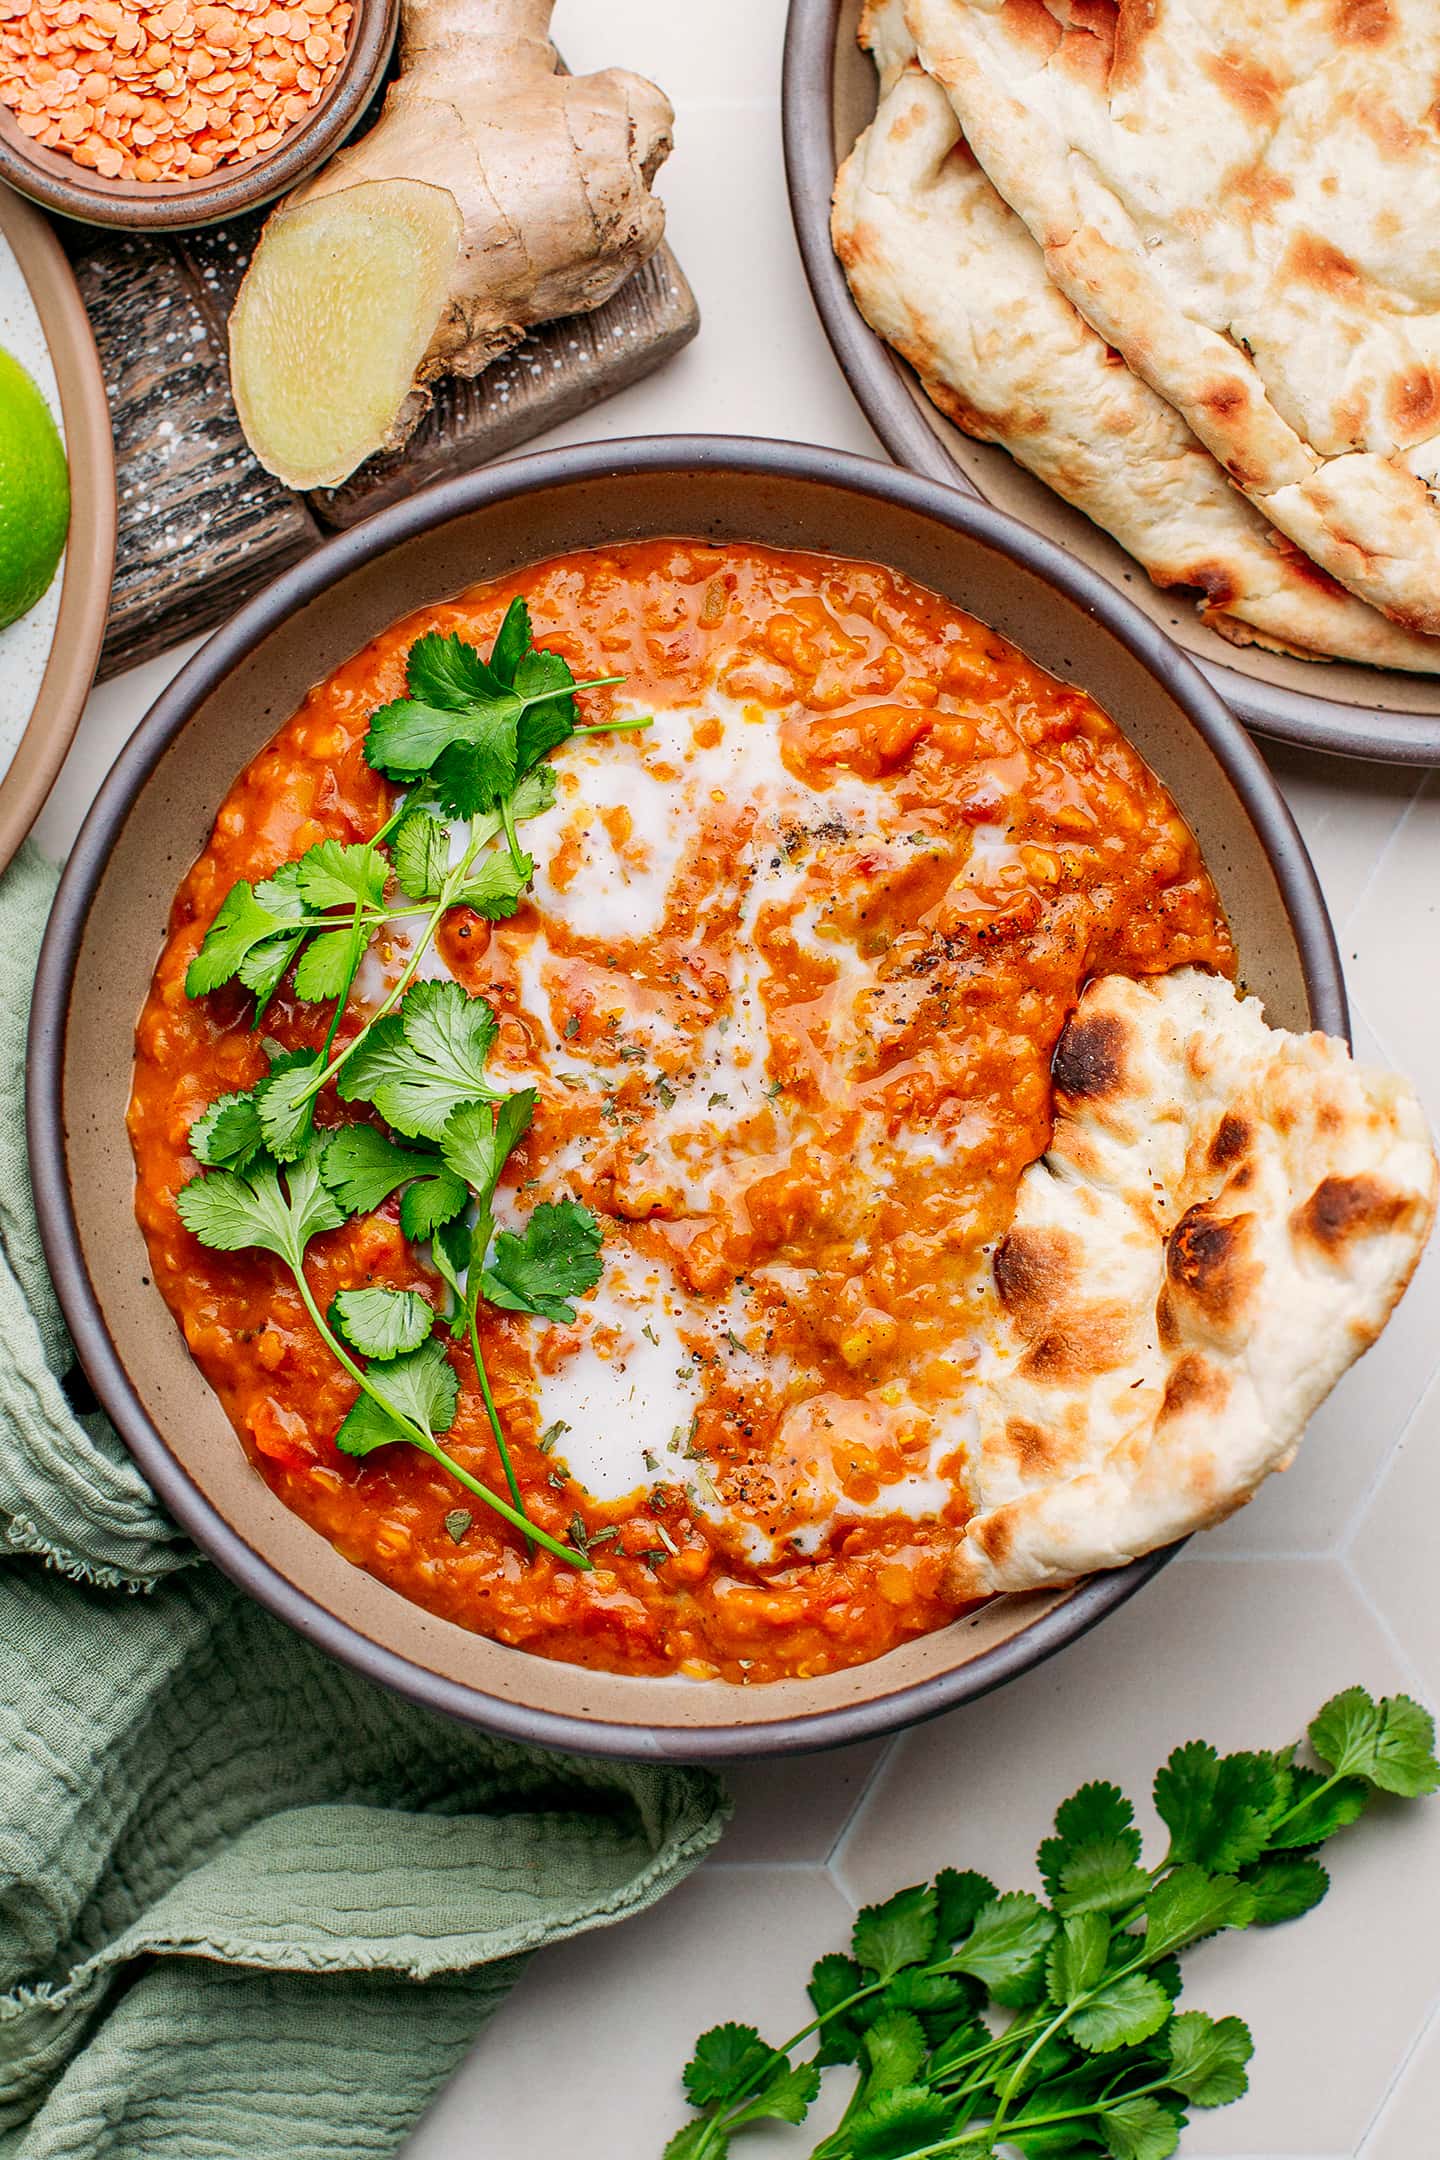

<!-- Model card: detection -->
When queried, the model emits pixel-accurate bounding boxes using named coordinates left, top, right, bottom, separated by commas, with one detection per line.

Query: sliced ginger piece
left=228, top=0, right=673, bottom=491
left=229, top=181, right=462, bottom=492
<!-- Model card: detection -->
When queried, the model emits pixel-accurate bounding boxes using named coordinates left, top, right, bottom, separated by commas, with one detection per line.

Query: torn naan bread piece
left=906, top=0, right=1440, bottom=637
left=947, top=967, right=1436, bottom=1599
left=833, top=49, right=1440, bottom=668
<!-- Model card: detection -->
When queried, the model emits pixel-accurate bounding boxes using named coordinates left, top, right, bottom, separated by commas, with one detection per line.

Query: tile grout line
left=1337, top=1549, right=1435, bottom=1706
left=1332, top=768, right=1434, bottom=942
left=825, top=1738, right=901, bottom=1883
left=1354, top=1990, right=1440, bottom=2156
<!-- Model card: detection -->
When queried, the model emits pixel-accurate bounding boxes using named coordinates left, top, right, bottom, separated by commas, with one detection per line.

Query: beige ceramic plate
left=782, top=0, right=1440, bottom=764
left=30, top=438, right=1344, bottom=1757
left=0, top=185, right=114, bottom=870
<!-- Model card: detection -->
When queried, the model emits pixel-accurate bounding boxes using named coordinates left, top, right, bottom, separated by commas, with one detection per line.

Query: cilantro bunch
left=176, top=599, right=630, bottom=1564
left=666, top=1687, right=1439, bottom=2160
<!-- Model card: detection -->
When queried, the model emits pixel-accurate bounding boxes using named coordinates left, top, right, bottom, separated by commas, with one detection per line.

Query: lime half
left=0, top=345, right=69, bottom=632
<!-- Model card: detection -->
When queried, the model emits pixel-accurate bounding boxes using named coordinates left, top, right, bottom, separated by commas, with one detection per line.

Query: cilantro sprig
left=175, top=1142, right=586, bottom=1569
left=665, top=1688, right=1439, bottom=2159
left=178, top=593, right=633, bottom=1566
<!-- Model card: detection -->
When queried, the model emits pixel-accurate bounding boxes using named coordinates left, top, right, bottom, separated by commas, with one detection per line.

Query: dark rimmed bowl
left=28, top=435, right=1346, bottom=1759
left=782, top=0, right=1440, bottom=766
left=0, top=0, right=397, bottom=231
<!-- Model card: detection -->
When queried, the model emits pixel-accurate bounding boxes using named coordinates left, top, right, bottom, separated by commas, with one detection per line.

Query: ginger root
left=229, top=0, right=674, bottom=491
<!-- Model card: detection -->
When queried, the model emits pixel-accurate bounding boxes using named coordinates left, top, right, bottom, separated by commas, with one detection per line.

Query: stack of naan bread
left=834, top=0, right=1440, bottom=670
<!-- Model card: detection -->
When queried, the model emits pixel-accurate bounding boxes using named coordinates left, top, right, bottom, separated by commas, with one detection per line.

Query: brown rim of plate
left=28, top=435, right=1348, bottom=1760
left=781, top=0, right=1440, bottom=768
left=0, top=0, right=398, bottom=232
left=0, top=185, right=115, bottom=874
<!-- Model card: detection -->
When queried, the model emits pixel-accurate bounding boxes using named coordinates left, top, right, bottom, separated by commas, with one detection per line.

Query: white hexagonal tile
left=717, top=1739, right=893, bottom=1864
left=837, top=1560, right=1440, bottom=2156
left=401, top=1866, right=855, bottom=2159
left=1362, top=2001, right=1440, bottom=2159
left=1265, top=745, right=1424, bottom=935
left=1350, top=1364, right=1440, bottom=1703
left=1344, top=786, right=1440, bottom=1134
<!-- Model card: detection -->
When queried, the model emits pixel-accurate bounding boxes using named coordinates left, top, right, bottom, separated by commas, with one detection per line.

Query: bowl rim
left=780, top=0, right=1440, bottom=768
left=28, top=432, right=1348, bottom=1759
left=0, top=0, right=397, bottom=232
left=0, top=184, right=115, bottom=873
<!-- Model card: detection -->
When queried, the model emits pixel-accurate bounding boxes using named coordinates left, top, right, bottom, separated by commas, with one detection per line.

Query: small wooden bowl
left=29, top=438, right=1347, bottom=1758
left=0, top=0, right=398, bottom=232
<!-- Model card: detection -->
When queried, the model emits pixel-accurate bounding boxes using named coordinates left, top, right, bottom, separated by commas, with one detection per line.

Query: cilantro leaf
left=1154, top=1743, right=1289, bottom=1873
left=450, top=848, right=533, bottom=918
left=1047, top=1911, right=1109, bottom=2004
left=1051, top=1837, right=1150, bottom=1918
left=334, top=1337, right=458, bottom=1453
left=490, top=596, right=531, bottom=685
left=293, top=927, right=362, bottom=1004
left=189, top=1089, right=264, bottom=1172
left=809, top=1951, right=868, bottom=2065
left=728, top=2059, right=821, bottom=2130
left=176, top=1141, right=343, bottom=1270
left=852, top=1885, right=938, bottom=1983
left=681, top=2024, right=773, bottom=2110
left=293, top=837, right=386, bottom=911
left=319, top=1122, right=469, bottom=1243
left=1098, top=2094, right=1184, bottom=2159
left=513, top=645, right=578, bottom=769
left=255, top=1049, right=324, bottom=1162
left=186, top=874, right=308, bottom=1001
left=941, top=1892, right=1056, bottom=1994
left=862, top=2009, right=928, bottom=2092
left=407, top=629, right=508, bottom=711
left=1164, top=2011, right=1252, bottom=2107
left=399, top=1174, right=471, bottom=1244
left=1310, top=1687, right=1440, bottom=1797
left=1069, top=1973, right=1173, bottom=2055
left=935, top=1868, right=997, bottom=1944
left=330, top=1286, right=435, bottom=1360
left=442, top=1093, right=537, bottom=1209
left=1039, top=1782, right=1139, bottom=1896
left=392, top=810, right=452, bottom=901
left=849, top=2089, right=956, bottom=2158
left=1240, top=1853, right=1329, bottom=1923
left=661, top=2125, right=723, bottom=2160
left=1142, top=1866, right=1254, bottom=1959
left=1266, top=1767, right=1369, bottom=1849
left=339, top=982, right=501, bottom=1139
left=481, top=1198, right=603, bottom=1324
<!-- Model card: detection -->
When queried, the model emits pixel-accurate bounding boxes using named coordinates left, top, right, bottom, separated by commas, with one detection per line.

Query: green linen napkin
left=0, top=846, right=729, bottom=2159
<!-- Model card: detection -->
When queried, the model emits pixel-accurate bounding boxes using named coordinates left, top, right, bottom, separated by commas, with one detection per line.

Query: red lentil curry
left=129, top=541, right=1234, bottom=1681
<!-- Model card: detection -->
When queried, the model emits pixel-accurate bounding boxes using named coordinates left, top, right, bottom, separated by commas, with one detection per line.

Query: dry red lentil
left=0, top=0, right=351, bottom=180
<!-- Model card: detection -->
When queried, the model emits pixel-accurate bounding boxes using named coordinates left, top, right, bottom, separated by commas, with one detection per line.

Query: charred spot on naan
left=998, top=0, right=1064, bottom=64
left=1293, top=1173, right=1413, bottom=1256
left=1052, top=1009, right=1128, bottom=1102
left=1284, top=232, right=1364, bottom=299
left=1019, top=1308, right=1132, bottom=1382
left=1387, top=366, right=1440, bottom=449
left=1208, top=1112, right=1252, bottom=1170
left=1165, top=1204, right=1260, bottom=1331
left=1331, top=0, right=1395, bottom=45
left=994, top=1223, right=1078, bottom=1327
left=1159, top=1350, right=1230, bottom=1423
left=1200, top=50, right=1282, bottom=127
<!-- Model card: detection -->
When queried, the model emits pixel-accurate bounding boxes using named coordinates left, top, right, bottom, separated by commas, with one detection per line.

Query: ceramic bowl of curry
left=28, top=436, right=1344, bottom=1758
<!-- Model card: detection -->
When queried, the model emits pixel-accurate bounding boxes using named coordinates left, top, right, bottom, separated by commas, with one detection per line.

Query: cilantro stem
left=288, top=1258, right=587, bottom=1570
left=466, top=1298, right=533, bottom=1552
left=573, top=714, right=654, bottom=735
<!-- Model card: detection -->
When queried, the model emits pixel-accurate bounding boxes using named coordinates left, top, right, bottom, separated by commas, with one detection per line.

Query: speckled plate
left=0, top=186, right=114, bottom=869
left=30, top=438, right=1347, bottom=1758
left=783, top=0, right=1440, bottom=765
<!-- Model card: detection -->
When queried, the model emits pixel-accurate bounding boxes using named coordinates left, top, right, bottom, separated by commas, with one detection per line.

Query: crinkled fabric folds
left=0, top=847, right=728, bottom=2158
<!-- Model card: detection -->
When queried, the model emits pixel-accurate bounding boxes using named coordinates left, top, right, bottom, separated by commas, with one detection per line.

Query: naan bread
left=907, top=0, right=1440, bottom=637
left=833, top=40, right=1440, bottom=668
left=948, top=968, right=1436, bottom=1598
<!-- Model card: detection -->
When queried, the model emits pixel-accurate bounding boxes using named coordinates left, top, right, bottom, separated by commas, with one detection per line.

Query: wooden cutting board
left=69, top=214, right=698, bottom=680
